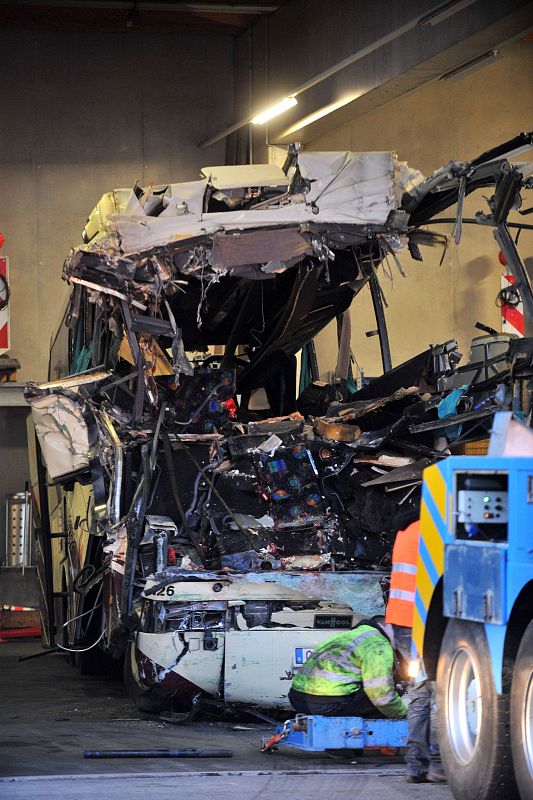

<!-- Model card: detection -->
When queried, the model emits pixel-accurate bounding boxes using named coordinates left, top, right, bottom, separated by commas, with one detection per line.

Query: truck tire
left=510, top=618, right=533, bottom=800
left=436, top=619, right=518, bottom=800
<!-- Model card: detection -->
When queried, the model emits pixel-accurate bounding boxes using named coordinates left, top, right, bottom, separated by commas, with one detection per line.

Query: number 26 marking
left=155, top=585, right=175, bottom=597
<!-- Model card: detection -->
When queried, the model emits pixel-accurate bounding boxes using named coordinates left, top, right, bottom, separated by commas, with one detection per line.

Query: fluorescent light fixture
left=279, top=96, right=357, bottom=137
left=419, top=0, right=478, bottom=26
left=184, top=3, right=279, bottom=12
left=251, top=96, right=297, bottom=126
left=440, top=49, right=501, bottom=81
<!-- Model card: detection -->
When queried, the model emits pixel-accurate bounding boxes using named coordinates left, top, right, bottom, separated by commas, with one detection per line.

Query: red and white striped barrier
left=501, top=274, right=524, bottom=338
left=0, top=256, right=9, bottom=353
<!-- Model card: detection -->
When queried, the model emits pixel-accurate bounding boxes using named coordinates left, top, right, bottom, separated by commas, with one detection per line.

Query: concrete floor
left=0, top=640, right=453, bottom=799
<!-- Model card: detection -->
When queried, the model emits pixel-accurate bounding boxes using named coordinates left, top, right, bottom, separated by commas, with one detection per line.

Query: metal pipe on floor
left=84, top=749, right=234, bottom=759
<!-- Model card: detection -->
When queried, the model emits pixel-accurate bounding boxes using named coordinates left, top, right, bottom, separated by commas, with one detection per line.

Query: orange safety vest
left=385, top=520, right=420, bottom=628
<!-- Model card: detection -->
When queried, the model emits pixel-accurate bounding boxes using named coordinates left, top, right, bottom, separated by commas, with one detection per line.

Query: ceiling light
left=251, top=96, right=297, bottom=125
left=279, top=96, right=358, bottom=137
left=419, top=0, right=478, bottom=26
left=440, top=49, right=501, bottom=81
left=184, top=4, right=279, bottom=13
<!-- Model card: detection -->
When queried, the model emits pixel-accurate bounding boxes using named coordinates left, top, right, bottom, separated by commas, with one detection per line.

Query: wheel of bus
left=436, top=619, right=519, bottom=800
left=123, top=640, right=166, bottom=714
left=510, top=618, right=533, bottom=800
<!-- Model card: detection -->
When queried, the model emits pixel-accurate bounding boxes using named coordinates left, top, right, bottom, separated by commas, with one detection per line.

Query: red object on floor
left=0, top=626, right=41, bottom=642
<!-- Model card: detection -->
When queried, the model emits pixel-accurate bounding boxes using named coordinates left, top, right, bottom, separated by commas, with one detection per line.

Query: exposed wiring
left=174, top=382, right=226, bottom=432
left=496, top=285, right=521, bottom=308
left=185, top=455, right=225, bottom=519
left=179, top=442, right=250, bottom=540
left=56, top=601, right=105, bottom=654
left=371, top=242, right=392, bottom=291
left=382, top=238, right=407, bottom=278
left=72, top=564, right=95, bottom=593
left=146, top=464, right=162, bottom=511
left=56, top=629, right=105, bottom=654
left=381, top=256, right=394, bottom=287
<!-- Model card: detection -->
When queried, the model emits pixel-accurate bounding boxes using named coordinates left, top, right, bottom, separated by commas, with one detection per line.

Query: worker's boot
left=405, top=773, right=427, bottom=783
left=405, top=769, right=447, bottom=783
left=426, top=768, right=447, bottom=783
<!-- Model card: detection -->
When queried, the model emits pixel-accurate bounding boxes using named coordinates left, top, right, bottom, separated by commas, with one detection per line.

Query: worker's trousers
left=405, top=679, right=441, bottom=778
left=393, top=625, right=441, bottom=778
left=288, top=687, right=384, bottom=718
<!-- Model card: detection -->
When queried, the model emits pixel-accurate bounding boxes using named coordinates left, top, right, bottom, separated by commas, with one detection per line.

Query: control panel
left=457, top=489, right=508, bottom=524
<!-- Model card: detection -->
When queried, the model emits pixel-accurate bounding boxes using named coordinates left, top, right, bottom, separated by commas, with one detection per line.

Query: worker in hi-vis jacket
left=386, top=510, right=446, bottom=784
left=289, top=616, right=408, bottom=719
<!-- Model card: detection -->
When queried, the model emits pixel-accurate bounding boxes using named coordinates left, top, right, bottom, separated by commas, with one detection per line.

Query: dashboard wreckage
left=27, top=133, right=533, bottom=715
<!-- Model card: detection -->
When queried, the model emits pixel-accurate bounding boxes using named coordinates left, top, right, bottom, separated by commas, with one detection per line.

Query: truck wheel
left=436, top=619, right=518, bottom=800
left=510, top=618, right=533, bottom=800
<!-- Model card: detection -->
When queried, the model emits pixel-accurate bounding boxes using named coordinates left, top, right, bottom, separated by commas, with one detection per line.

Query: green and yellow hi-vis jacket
left=291, top=624, right=407, bottom=719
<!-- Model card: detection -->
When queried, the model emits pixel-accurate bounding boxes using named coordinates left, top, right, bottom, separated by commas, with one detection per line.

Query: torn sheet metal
left=96, top=150, right=415, bottom=254
left=210, top=229, right=312, bottom=271
left=136, top=630, right=224, bottom=695
left=160, top=179, right=207, bottom=217
left=326, top=386, right=420, bottom=420
left=361, top=458, right=433, bottom=488
left=143, top=570, right=386, bottom=614
left=299, top=151, right=397, bottom=216
left=200, top=163, right=289, bottom=190
left=26, top=391, right=91, bottom=481
left=35, top=371, right=111, bottom=390
left=280, top=554, right=332, bottom=570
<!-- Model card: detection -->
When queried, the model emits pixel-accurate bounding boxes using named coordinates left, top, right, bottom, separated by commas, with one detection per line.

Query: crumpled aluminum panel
left=28, top=393, right=90, bottom=481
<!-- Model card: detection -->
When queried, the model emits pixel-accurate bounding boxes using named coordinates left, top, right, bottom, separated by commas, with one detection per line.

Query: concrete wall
left=308, top=40, right=533, bottom=380
left=0, top=28, right=234, bottom=381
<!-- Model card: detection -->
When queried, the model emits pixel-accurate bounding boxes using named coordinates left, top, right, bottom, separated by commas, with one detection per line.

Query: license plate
left=294, top=647, right=315, bottom=665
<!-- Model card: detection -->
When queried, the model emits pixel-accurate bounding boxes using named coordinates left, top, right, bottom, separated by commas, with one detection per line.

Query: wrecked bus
left=26, top=134, right=533, bottom=714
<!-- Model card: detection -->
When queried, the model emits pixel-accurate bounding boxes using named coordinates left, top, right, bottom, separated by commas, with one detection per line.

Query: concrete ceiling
left=219, top=0, right=533, bottom=157
left=0, top=0, right=290, bottom=35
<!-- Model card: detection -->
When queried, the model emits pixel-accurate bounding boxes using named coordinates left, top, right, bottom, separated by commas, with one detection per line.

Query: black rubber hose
left=84, top=749, right=233, bottom=759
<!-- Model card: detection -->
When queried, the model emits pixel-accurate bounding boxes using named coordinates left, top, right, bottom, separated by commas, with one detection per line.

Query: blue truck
left=412, top=412, right=533, bottom=800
